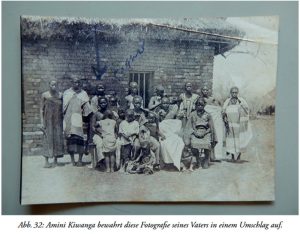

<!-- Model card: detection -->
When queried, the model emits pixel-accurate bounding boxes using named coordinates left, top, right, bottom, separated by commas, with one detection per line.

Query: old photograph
left=21, top=16, right=278, bottom=204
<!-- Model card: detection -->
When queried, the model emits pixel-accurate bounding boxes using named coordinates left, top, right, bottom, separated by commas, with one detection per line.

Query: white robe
left=159, top=119, right=185, bottom=170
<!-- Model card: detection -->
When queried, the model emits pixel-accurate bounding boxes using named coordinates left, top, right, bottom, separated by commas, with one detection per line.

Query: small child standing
left=118, top=109, right=140, bottom=172
left=139, top=112, right=166, bottom=170
left=96, top=110, right=117, bottom=172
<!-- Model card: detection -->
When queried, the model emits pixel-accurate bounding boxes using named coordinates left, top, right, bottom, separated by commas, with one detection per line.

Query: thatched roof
left=21, top=16, right=245, bottom=55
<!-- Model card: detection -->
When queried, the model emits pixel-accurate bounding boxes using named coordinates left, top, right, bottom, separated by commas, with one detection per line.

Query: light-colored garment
left=159, top=119, right=185, bottom=170
left=204, top=105, right=224, bottom=159
left=223, top=97, right=252, bottom=158
left=154, top=105, right=178, bottom=121
left=118, top=120, right=139, bottom=145
left=98, top=119, right=117, bottom=152
left=63, top=88, right=92, bottom=138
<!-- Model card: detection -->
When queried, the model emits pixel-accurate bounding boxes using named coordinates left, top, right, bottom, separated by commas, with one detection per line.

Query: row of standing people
left=40, top=78, right=252, bottom=173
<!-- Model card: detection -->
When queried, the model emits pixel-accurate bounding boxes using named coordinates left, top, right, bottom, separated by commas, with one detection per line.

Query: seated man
left=154, top=97, right=178, bottom=122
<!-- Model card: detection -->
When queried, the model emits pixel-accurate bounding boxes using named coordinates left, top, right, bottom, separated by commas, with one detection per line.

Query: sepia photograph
left=21, top=15, right=278, bottom=204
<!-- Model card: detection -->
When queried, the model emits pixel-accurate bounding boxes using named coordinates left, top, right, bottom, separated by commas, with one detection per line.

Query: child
left=125, top=82, right=143, bottom=109
left=118, top=109, right=139, bottom=172
left=139, top=112, right=166, bottom=170
left=115, top=108, right=126, bottom=171
left=95, top=110, right=117, bottom=172
left=126, top=141, right=156, bottom=175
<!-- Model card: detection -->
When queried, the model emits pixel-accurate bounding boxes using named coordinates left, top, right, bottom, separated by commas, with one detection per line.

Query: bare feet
left=43, top=162, right=52, bottom=168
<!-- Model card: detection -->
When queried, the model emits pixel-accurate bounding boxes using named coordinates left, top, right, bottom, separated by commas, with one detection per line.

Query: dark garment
left=121, top=144, right=133, bottom=162
left=41, top=91, right=64, bottom=158
left=66, top=134, right=85, bottom=154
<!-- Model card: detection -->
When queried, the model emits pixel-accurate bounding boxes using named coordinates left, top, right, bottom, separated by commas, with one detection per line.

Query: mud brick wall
left=22, top=38, right=214, bottom=155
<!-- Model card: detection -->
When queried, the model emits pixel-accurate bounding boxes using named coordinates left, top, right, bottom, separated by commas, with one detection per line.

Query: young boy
left=95, top=110, right=117, bottom=172
left=139, top=112, right=166, bottom=170
left=118, top=109, right=140, bottom=172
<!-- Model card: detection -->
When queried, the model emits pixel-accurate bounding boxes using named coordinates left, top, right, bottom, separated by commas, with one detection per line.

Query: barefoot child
left=139, top=112, right=166, bottom=170
left=95, top=110, right=117, bottom=172
left=118, top=109, right=139, bottom=172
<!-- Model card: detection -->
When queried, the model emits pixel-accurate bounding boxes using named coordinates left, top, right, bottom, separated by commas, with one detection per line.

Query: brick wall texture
left=22, top=38, right=214, bottom=155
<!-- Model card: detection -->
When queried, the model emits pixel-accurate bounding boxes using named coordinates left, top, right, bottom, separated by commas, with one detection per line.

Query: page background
left=2, top=1, right=298, bottom=215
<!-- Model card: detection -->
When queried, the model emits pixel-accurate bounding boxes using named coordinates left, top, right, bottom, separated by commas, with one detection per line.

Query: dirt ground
left=21, top=116, right=275, bottom=204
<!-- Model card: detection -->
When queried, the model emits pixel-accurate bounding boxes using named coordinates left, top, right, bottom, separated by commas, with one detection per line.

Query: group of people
left=40, top=77, right=252, bottom=175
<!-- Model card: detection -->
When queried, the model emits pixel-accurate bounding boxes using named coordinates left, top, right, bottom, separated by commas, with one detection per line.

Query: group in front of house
left=40, top=77, right=252, bottom=174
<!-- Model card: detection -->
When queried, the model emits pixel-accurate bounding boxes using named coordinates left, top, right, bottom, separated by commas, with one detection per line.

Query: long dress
left=223, top=97, right=252, bottom=159
left=41, top=91, right=64, bottom=158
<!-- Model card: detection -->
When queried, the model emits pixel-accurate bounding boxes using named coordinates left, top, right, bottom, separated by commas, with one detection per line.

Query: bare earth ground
left=21, top=116, right=275, bottom=204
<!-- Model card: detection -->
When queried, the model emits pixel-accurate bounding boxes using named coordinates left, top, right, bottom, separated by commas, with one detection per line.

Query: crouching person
left=118, top=109, right=139, bottom=172
left=190, top=98, right=217, bottom=169
left=138, top=112, right=165, bottom=170
left=127, top=141, right=156, bottom=175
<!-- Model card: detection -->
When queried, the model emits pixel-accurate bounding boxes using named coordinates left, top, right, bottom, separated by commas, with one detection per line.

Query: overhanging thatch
left=21, top=16, right=245, bottom=55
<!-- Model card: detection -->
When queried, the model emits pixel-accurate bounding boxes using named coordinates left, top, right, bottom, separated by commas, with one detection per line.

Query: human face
left=49, top=81, right=57, bottom=92
left=157, top=89, right=164, bottom=97
left=133, top=98, right=142, bottom=110
left=97, top=85, right=105, bottom=95
left=109, top=97, right=117, bottom=106
left=202, top=87, right=209, bottom=97
left=185, top=83, right=192, bottom=92
left=131, top=86, right=138, bottom=95
left=118, top=111, right=125, bottom=120
left=72, top=80, right=81, bottom=91
left=196, top=101, right=205, bottom=112
left=99, top=98, right=108, bottom=110
left=231, top=88, right=239, bottom=98
left=126, top=113, right=135, bottom=122
left=161, top=98, right=170, bottom=110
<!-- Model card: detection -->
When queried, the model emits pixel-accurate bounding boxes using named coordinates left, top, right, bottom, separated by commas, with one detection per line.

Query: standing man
left=63, top=77, right=93, bottom=166
left=200, top=85, right=224, bottom=162
left=223, top=87, right=252, bottom=162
